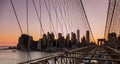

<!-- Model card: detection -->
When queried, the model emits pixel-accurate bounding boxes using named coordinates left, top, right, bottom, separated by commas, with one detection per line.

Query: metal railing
left=19, top=45, right=120, bottom=64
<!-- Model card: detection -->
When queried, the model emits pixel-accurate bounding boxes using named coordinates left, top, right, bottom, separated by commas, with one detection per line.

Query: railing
left=19, top=46, right=95, bottom=64
left=19, top=45, right=120, bottom=64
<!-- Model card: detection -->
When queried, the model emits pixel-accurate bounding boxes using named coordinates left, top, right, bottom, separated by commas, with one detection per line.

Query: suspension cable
left=61, top=0, right=73, bottom=32
left=44, top=0, right=56, bottom=34
left=104, top=0, right=111, bottom=38
left=10, top=0, right=23, bottom=34
left=77, top=0, right=88, bottom=32
left=39, top=0, right=43, bottom=37
left=32, top=0, right=44, bottom=35
left=57, top=0, right=68, bottom=34
left=108, top=0, right=117, bottom=33
left=26, top=0, right=32, bottom=61
left=79, top=0, right=95, bottom=43
left=51, top=0, right=64, bottom=34
left=62, top=0, right=73, bottom=32
left=26, top=0, right=29, bottom=35
left=66, top=0, right=76, bottom=32
left=48, top=0, right=52, bottom=32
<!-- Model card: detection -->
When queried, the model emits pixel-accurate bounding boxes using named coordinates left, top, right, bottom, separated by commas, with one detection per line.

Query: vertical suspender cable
left=61, top=0, right=73, bottom=32
left=51, top=0, right=63, bottom=34
left=114, top=0, right=120, bottom=35
left=63, top=0, right=73, bottom=32
left=108, top=0, right=117, bottom=33
left=32, top=0, right=44, bottom=36
left=44, top=0, right=56, bottom=34
left=10, top=0, right=31, bottom=61
left=10, top=0, right=23, bottom=34
left=48, top=0, right=52, bottom=32
left=55, top=1, right=59, bottom=34
left=63, top=0, right=75, bottom=31
left=26, top=0, right=31, bottom=61
left=66, top=0, right=74, bottom=32
left=104, top=0, right=111, bottom=39
left=54, top=0, right=58, bottom=33
left=39, top=0, right=42, bottom=37
left=57, top=0, right=68, bottom=34
left=56, top=0, right=69, bottom=34
left=26, top=0, right=29, bottom=35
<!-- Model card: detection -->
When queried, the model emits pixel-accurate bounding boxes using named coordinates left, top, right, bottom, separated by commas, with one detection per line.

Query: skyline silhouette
left=0, top=0, right=108, bottom=46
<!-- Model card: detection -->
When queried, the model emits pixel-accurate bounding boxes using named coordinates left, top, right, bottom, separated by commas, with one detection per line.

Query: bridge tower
left=97, top=39, right=106, bottom=45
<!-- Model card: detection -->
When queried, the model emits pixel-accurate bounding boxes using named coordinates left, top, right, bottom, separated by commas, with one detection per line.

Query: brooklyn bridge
left=1, top=0, right=120, bottom=64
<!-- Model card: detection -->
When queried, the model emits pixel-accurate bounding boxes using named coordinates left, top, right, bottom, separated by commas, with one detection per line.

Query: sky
left=82, top=0, right=108, bottom=41
left=0, top=0, right=109, bottom=46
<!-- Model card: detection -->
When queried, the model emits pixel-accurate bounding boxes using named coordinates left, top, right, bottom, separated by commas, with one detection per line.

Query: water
left=0, top=49, right=55, bottom=64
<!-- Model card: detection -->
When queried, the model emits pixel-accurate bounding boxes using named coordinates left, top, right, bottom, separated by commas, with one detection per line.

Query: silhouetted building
left=86, top=31, right=90, bottom=43
left=57, top=33, right=65, bottom=48
left=107, top=32, right=117, bottom=48
left=65, top=34, right=71, bottom=48
left=51, top=32, right=56, bottom=47
left=37, top=39, right=42, bottom=50
left=81, top=36, right=86, bottom=43
left=17, top=30, right=92, bottom=51
left=118, top=35, right=120, bottom=44
left=71, top=32, right=77, bottom=48
left=116, top=35, right=120, bottom=49
left=31, top=41, right=38, bottom=50
left=37, top=34, right=48, bottom=50
left=17, top=34, right=30, bottom=50
left=81, top=36, right=87, bottom=46
left=108, top=32, right=116, bottom=42
left=77, top=29, right=80, bottom=43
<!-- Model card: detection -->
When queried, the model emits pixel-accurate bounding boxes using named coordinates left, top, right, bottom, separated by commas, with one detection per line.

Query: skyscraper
left=77, top=29, right=80, bottom=42
left=86, top=30, right=90, bottom=43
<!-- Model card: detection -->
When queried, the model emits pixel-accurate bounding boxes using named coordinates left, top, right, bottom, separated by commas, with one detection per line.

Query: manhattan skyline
left=0, top=0, right=108, bottom=46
